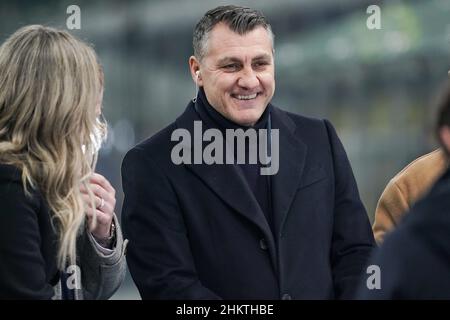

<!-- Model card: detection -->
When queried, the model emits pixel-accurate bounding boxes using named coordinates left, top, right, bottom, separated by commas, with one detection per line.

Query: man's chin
left=230, top=112, right=262, bottom=127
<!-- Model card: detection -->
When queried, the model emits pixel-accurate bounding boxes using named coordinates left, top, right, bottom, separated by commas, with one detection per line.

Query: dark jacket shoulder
left=0, top=163, right=22, bottom=182
left=0, top=163, right=40, bottom=208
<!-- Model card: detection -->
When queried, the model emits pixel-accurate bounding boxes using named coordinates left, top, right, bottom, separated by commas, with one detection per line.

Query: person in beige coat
left=373, top=81, right=450, bottom=245
left=373, top=149, right=447, bottom=244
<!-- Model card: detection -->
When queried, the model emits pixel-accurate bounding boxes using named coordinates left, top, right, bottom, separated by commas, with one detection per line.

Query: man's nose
left=237, top=67, right=259, bottom=90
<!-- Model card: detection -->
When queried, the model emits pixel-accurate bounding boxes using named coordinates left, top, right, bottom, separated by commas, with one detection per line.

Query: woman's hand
left=80, top=173, right=116, bottom=240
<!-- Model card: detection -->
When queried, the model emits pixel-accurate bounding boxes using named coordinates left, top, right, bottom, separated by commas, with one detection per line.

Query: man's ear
left=189, top=56, right=202, bottom=86
left=439, top=126, right=450, bottom=154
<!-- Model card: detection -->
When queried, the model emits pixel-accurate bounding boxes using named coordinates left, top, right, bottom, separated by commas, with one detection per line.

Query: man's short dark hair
left=193, top=5, right=274, bottom=61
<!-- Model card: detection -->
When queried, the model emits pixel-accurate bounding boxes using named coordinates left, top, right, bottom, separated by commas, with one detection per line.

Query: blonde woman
left=0, top=25, right=126, bottom=299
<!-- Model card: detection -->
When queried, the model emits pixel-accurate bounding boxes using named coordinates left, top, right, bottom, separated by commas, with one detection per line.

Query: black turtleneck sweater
left=194, top=88, right=274, bottom=235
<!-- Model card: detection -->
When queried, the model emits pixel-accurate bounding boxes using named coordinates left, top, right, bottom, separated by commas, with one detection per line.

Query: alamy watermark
left=366, top=264, right=381, bottom=290
left=65, top=264, right=81, bottom=290
left=366, top=5, right=381, bottom=30
left=170, top=121, right=280, bottom=175
left=66, top=5, right=81, bottom=30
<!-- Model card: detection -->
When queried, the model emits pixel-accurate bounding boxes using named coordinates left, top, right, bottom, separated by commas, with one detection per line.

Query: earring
left=193, top=71, right=200, bottom=102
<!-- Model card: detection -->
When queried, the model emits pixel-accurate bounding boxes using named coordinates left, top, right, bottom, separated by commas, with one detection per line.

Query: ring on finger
left=97, top=197, right=105, bottom=210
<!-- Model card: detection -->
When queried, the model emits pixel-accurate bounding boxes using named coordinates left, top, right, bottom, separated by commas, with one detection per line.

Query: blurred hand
left=80, top=173, right=116, bottom=240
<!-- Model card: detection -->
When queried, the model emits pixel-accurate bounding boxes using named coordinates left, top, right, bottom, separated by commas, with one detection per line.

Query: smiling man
left=121, top=5, right=375, bottom=300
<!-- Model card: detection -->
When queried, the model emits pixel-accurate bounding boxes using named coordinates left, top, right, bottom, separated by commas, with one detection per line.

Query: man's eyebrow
left=252, top=54, right=272, bottom=61
left=217, top=54, right=272, bottom=65
left=217, top=57, right=241, bottom=65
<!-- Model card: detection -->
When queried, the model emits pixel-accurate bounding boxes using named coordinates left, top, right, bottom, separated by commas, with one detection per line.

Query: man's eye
left=222, top=64, right=239, bottom=71
left=253, top=61, right=269, bottom=68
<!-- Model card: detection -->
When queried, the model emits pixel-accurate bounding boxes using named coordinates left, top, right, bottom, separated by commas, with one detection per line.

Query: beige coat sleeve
left=372, top=180, right=409, bottom=244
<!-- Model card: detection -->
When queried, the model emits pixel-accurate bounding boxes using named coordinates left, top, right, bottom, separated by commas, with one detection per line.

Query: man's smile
left=232, top=93, right=258, bottom=100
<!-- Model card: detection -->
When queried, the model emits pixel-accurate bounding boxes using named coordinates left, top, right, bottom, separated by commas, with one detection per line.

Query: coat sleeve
left=0, top=179, right=54, bottom=299
left=323, top=119, right=376, bottom=299
left=372, top=180, right=409, bottom=245
left=77, top=213, right=127, bottom=300
left=121, top=147, right=221, bottom=299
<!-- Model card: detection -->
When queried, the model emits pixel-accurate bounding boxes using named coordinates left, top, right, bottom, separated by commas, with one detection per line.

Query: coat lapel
left=175, top=102, right=275, bottom=245
left=270, top=107, right=307, bottom=238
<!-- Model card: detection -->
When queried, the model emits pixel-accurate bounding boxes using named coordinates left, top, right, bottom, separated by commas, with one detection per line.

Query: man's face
left=191, top=23, right=275, bottom=126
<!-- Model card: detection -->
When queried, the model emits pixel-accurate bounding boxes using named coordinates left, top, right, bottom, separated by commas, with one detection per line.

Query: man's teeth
left=235, top=93, right=257, bottom=100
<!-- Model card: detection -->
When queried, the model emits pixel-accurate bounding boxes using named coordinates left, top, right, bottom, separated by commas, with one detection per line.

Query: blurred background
left=1, top=0, right=449, bottom=299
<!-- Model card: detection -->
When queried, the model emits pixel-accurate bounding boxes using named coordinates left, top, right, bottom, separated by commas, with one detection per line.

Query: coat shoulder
left=124, top=121, right=178, bottom=167
left=271, top=106, right=336, bottom=146
left=274, top=107, right=325, bottom=127
left=134, top=122, right=177, bottom=154
left=272, top=106, right=330, bottom=135
left=394, top=149, right=446, bottom=180
left=0, top=163, right=22, bottom=183
left=0, top=163, right=41, bottom=209
left=390, top=149, right=447, bottom=197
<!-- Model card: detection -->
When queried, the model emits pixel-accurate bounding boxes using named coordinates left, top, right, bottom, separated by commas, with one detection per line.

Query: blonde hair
left=0, top=25, right=106, bottom=269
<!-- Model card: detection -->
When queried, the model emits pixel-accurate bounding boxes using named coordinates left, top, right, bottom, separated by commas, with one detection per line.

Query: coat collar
left=175, top=101, right=271, bottom=233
